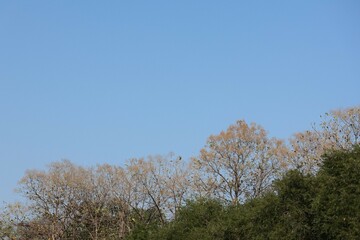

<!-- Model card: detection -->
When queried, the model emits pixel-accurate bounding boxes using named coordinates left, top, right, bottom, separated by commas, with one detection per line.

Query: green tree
left=149, top=199, right=226, bottom=240
left=268, top=170, right=316, bottom=239
left=313, top=146, right=360, bottom=239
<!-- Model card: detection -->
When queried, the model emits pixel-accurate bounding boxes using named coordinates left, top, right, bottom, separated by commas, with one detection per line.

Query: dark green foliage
left=251, top=171, right=317, bottom=240
left=125, top=207, right=163, bottom=240
left=126, top=223, right=156, bottom=240
left=313, top=146, right=360, bottom=239
left=148, top=199, right=226, bottom=240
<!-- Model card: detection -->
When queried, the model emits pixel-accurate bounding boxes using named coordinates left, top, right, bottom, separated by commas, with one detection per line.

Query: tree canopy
left=1, top=106, right=359, bottom=239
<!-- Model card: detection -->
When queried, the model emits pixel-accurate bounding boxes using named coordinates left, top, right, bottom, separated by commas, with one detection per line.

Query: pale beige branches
left=17, top=160, right=132, bottom=240
left=289, top=106, right=360, bottom=174
left=0, top=202, right=32, bottom=239
left=75, top=164, right=130, bottom=240
left=18, top=160, right=89, bottom=240
left=289, top=130, right=325, bottom=174
left=320, top=106, right=360, bottom=149
left=125, top=154, right=190, bottom=222
left=10, top=156, right=185, bottom=238
left=191, top=120, right=288, bottom=204
left=93, top=164, right=132, bottom=239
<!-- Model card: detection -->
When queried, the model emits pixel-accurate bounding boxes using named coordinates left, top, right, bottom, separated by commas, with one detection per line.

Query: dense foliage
left=1, top=106, right=359, bottom=239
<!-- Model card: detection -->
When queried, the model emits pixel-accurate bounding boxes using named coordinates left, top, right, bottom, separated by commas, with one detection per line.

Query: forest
left=1, top=106, right=359, bottom=240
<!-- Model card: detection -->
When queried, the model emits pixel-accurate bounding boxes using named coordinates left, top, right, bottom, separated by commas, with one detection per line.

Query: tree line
left=1, top=106, right=359, bottom=239
left=144, top=146, right=360, bottom=239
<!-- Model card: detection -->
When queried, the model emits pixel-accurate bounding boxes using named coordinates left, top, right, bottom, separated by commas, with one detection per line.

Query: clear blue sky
left=1, top=1, right=359, bottom=204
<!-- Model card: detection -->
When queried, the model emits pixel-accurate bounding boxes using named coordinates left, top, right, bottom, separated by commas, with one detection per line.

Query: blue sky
left=0, top=1, right=359, bottom=204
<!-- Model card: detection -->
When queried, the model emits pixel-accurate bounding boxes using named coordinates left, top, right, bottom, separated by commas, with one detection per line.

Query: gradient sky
left=1, top=1, right=359, bottom=204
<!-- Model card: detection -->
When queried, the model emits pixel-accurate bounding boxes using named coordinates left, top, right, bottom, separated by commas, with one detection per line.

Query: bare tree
left=191, top=120, right=288, bottom=204
left=125, top=154, right=190, bottom=222
left=16, top=160, right=134, bottom=239
left=17, top=160, right=89, bottom=239
left=289, top=106, right=360, bottom=174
